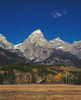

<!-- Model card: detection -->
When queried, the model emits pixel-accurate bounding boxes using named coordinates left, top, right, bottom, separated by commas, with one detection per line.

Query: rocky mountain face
left=70, top=41, right=81, bottom=59
left=0, top=47, right=28, bottom=65
left=14, top=29, right=73, bottom=52
left=42, top=49, right=81, bottom=65
left=0, top=34, right=14, bottom=49
left=0, top=30, right=81, bottom=65
left=16, top=29, right=48, bottom=52
left=49, top=37, right=72, bottom=52
left=14, top=30, right=52, bottom=62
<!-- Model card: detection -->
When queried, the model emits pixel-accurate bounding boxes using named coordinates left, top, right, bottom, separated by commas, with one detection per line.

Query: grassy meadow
left=0, top=84, right=81, bottom=100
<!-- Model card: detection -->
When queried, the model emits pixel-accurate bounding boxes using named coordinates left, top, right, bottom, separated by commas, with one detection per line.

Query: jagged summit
left=73, top=40, right=81, bottom=45
left=54, top=37, right=61, bottom=40
left=53, top=37, right=64, bottom=42
left=0, top=34, right=5, bottom=37
left=28, top=29, right=44, bottom=39
left=31, top=29, right=43, bottom=35
left=18, top=29, right=48, bottom=52
left=0, top=33, right=14, bottom=49
left=0, top=30, right=81, bottom=64
left=0, top=34, right=6, bottom=41
left=49, top=37, right=65, bottom=45
left=26, top=29, right=47, bottom=45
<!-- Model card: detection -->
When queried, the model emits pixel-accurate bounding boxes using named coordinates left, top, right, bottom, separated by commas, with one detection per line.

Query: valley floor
left=0, top=84, right=81, bottom=100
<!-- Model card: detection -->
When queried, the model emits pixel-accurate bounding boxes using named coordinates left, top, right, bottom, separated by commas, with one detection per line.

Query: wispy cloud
left=51, top=10, right=67, bottom=18
left=63, top=10, right=67, bottom=15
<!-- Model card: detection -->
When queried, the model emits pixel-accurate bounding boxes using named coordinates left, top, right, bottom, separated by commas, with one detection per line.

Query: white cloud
left=51, top=10, right=67, bottom=18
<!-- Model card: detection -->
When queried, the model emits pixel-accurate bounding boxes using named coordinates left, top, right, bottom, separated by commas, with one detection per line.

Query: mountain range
left=0, top=29, right=81, bottom=65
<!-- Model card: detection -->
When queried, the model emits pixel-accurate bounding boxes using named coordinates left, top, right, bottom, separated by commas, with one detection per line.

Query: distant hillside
left=40, top=49, right=81, bottom=65
left=0, top=47, right=28, bottom=65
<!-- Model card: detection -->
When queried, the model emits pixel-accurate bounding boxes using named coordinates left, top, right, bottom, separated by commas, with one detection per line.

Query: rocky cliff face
left=14, top=30, right=51, bottom=62
left=0, top=34, right=14, bottom=49
left=13, top=29, right=81, bottom=64
left=49, top=37, right=72, bottom=51
left=1, top=29, right=81, bottom=65
left=42, top=49, right=81, bottom=65
left=17, top=29, right=48, bottom=52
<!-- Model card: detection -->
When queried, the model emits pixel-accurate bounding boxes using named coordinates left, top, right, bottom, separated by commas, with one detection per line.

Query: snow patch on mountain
left=14, top=43, right=22, bottom=49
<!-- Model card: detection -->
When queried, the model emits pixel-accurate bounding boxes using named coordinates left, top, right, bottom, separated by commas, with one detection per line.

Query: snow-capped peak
left=52, top=37, right=65, bottom=43
left=54, top=37, right=63, bottom=41
left=49, top=37, right=65, bottom=44
left=29, top=29, right=44, bottom=38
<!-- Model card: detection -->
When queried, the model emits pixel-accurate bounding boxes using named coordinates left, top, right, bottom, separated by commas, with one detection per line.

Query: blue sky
left=0, top=0, right=81, bottom=44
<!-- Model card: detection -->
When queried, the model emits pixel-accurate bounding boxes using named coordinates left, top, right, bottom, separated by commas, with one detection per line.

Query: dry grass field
left=0, top=84, right=81, bottom=100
